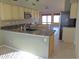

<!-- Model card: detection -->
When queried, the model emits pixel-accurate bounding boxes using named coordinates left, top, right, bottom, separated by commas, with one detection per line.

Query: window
left=53, top=15, right=60, bottom=23
left=42, top=15, right=52, bottom=24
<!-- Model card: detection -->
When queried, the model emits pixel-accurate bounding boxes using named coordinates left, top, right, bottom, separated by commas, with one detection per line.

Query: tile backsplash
left=0, top=18, right=41, bottom=28
left=0, top=20, right=26, bottom=27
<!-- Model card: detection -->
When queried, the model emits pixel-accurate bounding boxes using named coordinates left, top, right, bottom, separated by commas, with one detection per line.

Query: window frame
left=53, top=14, right=60, bottom=23
left=42, top=15, right=52, bottom=24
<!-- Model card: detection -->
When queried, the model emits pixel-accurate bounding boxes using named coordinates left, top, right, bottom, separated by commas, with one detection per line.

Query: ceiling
left=0, top=0, right=66, bottom=13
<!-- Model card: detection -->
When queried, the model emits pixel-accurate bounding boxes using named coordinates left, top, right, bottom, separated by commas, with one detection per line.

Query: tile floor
left=51, top=27, right=75, bottom=59
left=0, top=46, right=43, bottom=59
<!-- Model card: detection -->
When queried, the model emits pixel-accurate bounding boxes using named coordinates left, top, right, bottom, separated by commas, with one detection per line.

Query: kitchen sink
left=26, top=28, right=37, bottom=31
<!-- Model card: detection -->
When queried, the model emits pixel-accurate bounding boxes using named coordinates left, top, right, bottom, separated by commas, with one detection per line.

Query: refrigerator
left=59, top=11, right=76, bottom=40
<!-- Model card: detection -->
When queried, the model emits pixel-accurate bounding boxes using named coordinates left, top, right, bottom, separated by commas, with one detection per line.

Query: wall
left=51, top=23, right=60, bottom=27
left=75, top=0, right=79, bottom=58
left=0, top=30, right=49, bottom=58
left=65, top=0, right=71, bottom=11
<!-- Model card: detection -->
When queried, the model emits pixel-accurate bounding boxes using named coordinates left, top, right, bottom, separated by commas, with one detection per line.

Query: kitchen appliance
left=24, top=12, right=32, bottom=19
left=59, top=11, right=76, bottom=40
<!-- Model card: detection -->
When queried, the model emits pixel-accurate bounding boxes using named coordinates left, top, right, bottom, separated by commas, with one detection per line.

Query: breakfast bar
left=0, top=24, right=54, bottom=58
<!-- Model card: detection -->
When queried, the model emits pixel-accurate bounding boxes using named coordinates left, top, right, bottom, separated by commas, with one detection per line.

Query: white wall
left=0, top=30, right=49, bottom=58
left=75, top=0, right=79, bottom=58
left=51, top=23, right=60, bottom=27
left=65, top=0, right=71, bottom=11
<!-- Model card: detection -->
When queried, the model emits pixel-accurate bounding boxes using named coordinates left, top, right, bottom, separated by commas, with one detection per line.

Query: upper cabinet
left=0, top=2, right=39, bottom=21
left=35, top=10, right=40, bottom=20
left=35, top=10, right=38, bottom=19
left=28, top=8, right=32, bottom=13
left=11, top=5, right=19, bottom=20
left=24, top=8, right=29, bottom=12
left=18, top=6, right=24, bottom=19
left=31, top=10, right=40, bottom=20
left=0, top=3, right=12, bottom=20
left=37, top=11, right=40, bottom=20
left=24, top=8, right=32, bottom=13
left=31, top=9, right=35, bottom=19
left=70, top=1, right=78, bottom=19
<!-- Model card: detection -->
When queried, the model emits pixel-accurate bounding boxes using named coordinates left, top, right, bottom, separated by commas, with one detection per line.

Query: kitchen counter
left=0, top=24, right=54, bottom=58
left=1, top=24, right=54, bottom=36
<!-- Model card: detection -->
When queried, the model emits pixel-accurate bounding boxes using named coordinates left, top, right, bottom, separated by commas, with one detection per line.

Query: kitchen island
left=0, top=25, right=54, bottom=58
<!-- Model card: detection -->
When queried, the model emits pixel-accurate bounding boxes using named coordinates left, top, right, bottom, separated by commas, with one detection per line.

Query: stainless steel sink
left=26, top=28, right=37, bottom=31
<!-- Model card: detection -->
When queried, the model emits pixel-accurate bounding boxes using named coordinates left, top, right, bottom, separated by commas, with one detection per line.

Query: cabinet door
left=70, top=2, right=77, bottom=18
left=34, top=11, right=40, bottom=20
left=0, top=3, right=12, bottom=20
left=3, top=4, right=12, bottom=20
left=31, top=9, right=35, bottom=19
left=49, top=33, right=54, bottom=57
left=18, top=7, right=24, bottom=19
left=0, top=2, right=4, bottom=20
left=12, top=5, right=19, bottom=20
left=37, top=11, right=40, bottom=20
left=35, top=11, right=38, bottom=19
left=28, top=8, right=31, bottom=13
left=24, top=8, right=28, bottom=12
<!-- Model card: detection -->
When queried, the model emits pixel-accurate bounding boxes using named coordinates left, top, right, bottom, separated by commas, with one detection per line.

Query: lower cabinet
left=49, top=32, right=54, bottom=58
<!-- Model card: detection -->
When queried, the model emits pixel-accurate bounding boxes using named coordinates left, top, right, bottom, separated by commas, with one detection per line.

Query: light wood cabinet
left=0, top=2, right=40, bottom=21
left=49, top=32, right=54, bottom=57
left=28, top=8, right=32, bottom=13
left=12, top=5, right=19, bottom=20
left=35, top=10, right=39, bottom=20
left=34, top=11, right=37, bottom=19
left=0, top=2, right=4, bottom=20
left=70, top=1, right=78, bottom=18
left=24, top=8, right=29, bottom=12
left=37, top=11, right=40, bottom=20
left=31, top=9, right=35, bottom=19
left=0, top=3, right=12, bottom=20
left=24, top=8, right=32, bottom=13
left=18, top=6, right=24, bottom=19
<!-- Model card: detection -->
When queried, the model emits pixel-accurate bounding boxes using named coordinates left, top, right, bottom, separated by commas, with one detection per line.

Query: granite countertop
left=10, top=28, right=53, bottom=36
left=1, top=24, right=54, bottom=36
